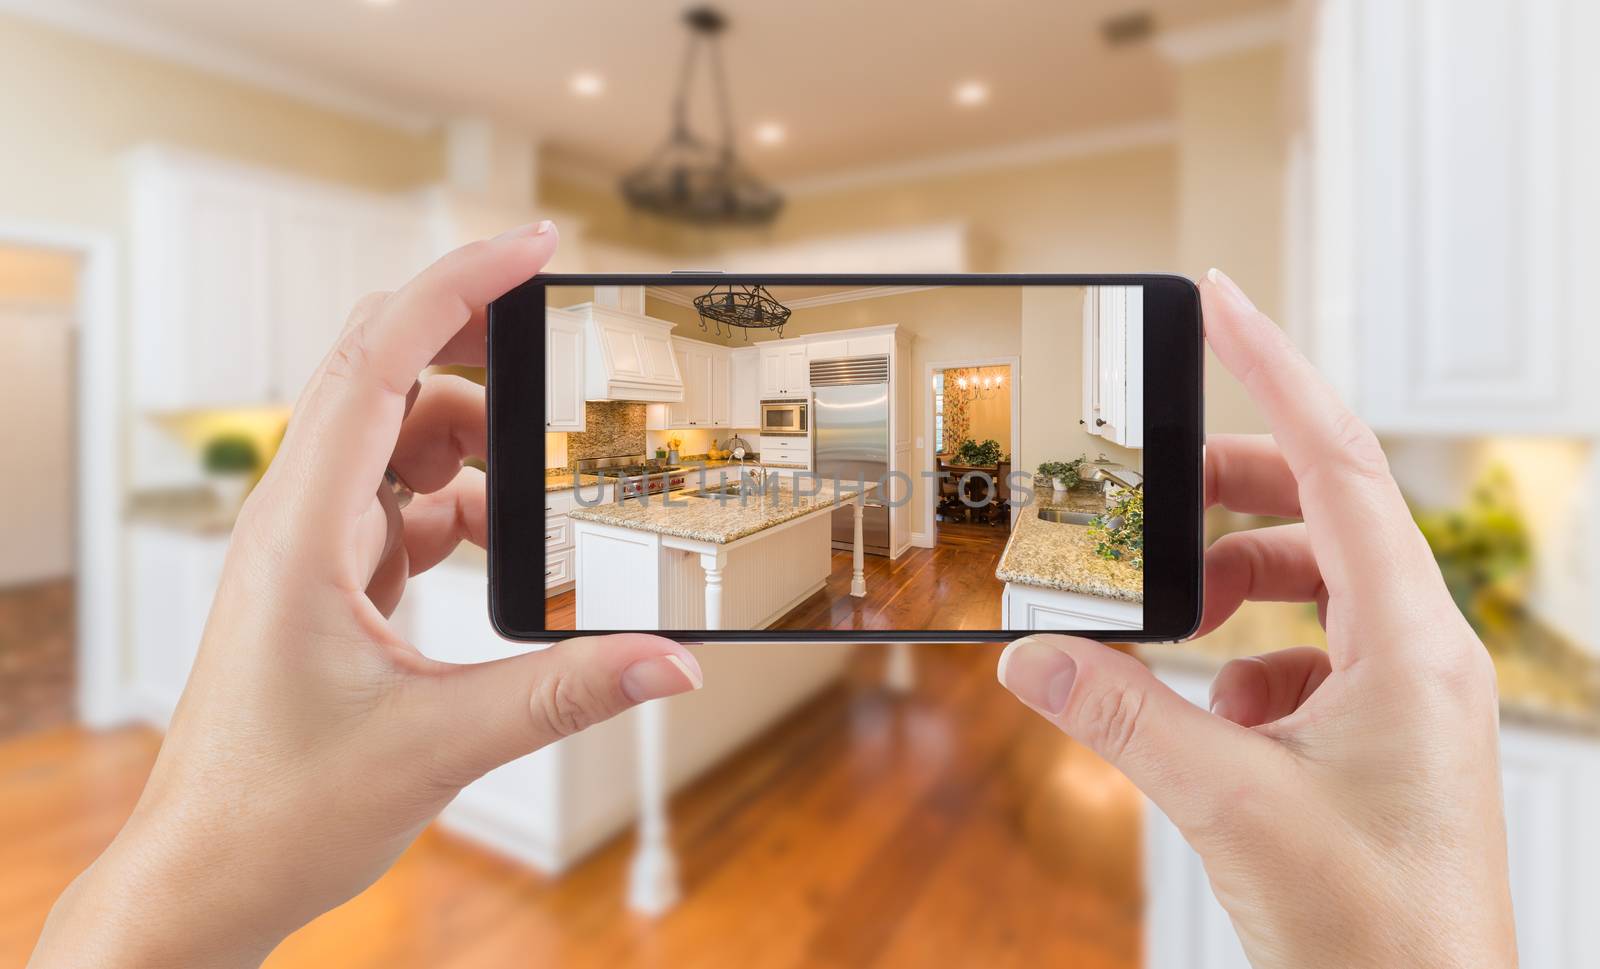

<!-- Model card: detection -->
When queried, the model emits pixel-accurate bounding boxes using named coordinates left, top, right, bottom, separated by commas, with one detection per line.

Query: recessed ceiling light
left=754, top=122, right=786, bottom=146
left=953, top=80, right=990, bottom=108
left=569, top=72, right=605, bottom=97
left=363, top=0, right=398, bottom=7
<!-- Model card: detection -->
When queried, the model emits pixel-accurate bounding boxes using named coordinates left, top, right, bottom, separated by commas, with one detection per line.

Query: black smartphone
left=487, top=274, right=1203, bottom=644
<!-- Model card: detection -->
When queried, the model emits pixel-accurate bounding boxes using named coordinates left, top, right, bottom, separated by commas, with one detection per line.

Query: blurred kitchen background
left=2, top=1, right=1598, bottom=966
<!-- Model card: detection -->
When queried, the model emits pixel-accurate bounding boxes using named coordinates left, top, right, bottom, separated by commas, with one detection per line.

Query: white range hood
left=558, top=287, right=684, bottom=403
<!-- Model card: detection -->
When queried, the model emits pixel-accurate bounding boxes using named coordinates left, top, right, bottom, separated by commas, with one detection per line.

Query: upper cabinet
left=730, top=348, right=761, bottom=427
left=129, top=148, right=426, bottom=410
left=1081, top=287, right=1143, bottom=449
left=759, top=343, right=810, bottom=397
left=1302, top=0, right=1600, bottom=434
left=654, top=339, right=733, bottom=429
left=545, top=308, right=586, bottom=432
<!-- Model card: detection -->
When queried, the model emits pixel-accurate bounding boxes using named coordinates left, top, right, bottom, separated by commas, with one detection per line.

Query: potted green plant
left=202, top=433, right=261, bottom=511
left=1037, top=456, right=1085, bottom=494
left=955, top=438, right=1003, bottom=467
left=1090, top=489, right=1143, bottom=571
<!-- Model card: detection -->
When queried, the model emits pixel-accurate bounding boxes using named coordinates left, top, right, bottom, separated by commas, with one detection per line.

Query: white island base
left=572, top=499, right=867, bottom=632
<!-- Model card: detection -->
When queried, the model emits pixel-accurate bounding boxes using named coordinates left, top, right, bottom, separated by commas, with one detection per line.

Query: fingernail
left=1209, top=694, right=1233, bottom=722
left=620, top=653, right=703, bottom=703
left=1206, top=268, right=1256, bottom=311
left=495, top=220, right=556, bottom=241
left=997, top=636, right=1078, bottom=714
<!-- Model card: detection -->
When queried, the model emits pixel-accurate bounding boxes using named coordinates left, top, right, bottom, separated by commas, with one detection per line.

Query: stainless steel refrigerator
left=810, top=355, right=891, bottom=556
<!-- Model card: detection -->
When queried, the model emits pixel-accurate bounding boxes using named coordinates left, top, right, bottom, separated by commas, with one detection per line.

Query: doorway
left=0, top=244, right=82, bottom=737
left=928, top=358, right=1019, bottom=551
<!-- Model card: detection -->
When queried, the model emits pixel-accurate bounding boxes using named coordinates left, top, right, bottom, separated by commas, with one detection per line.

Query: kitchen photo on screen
left=541, top=284, right=1143, bottom=632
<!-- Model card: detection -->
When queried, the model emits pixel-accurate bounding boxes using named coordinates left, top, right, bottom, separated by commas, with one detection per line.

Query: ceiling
left=69, top=0, right=1283, bottom=180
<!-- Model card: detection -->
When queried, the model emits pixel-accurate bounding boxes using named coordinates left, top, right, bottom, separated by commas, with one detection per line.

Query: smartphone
left=487, top=274, right=1203, bottom=644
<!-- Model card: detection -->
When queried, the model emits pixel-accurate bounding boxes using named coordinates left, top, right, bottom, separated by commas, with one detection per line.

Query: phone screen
left=489, top=275, right=1202, bottom=642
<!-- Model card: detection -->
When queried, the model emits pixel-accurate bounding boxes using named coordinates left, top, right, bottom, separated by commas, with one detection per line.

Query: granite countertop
left=544, top=470, right=606, bottom=493
left=126, top=488, right=240, bottom=535
left=568, top=480, right=875, bottom=545
left=994, top=485, right=1144, bottom=603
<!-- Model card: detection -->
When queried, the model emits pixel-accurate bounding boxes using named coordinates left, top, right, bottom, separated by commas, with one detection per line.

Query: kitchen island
left=567, top=478, right=874, bottom=631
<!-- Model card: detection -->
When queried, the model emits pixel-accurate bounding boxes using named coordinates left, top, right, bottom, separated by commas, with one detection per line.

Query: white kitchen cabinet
left=805, top=338, right=850, bottom=362
left=848, top=333, right=895, bottom=357
left=129, top=147, right=426, bottom=409
left=1301, top=0, right=1600, bottom=434
left=1000, top=582, right=1143, bottom=632
left=130, top=153, right=274, bottom=409
left=1081, top=286, right=1143, bottom=449
left=1144, top=661, right=1600, bottom=969
left=730, top=348, right=761, bottom=428
left=759, top=342, right=810, bottom=397
left=127, top=525, right=230, bottom=727
left=544, top=309, right=586, bottom=432
left=709, top=352, right=731, bottom=426
left=655, top=339, right=731, bottom=429
left=544, top=483, right=606, bottom=595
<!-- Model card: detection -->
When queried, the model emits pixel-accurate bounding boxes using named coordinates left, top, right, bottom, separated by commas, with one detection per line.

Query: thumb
left=998, top=634, right=1281, bottom=836
left=425, top=633, right=703, bottom=783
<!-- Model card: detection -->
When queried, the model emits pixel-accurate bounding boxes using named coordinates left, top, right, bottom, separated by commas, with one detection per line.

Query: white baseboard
left=438, top=787, right=564, bottom=874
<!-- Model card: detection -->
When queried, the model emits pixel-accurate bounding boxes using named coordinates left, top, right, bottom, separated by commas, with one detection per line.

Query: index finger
left=1200, top=270, right=1439, bottom=613
left=270, top=222, right=556, bottom=541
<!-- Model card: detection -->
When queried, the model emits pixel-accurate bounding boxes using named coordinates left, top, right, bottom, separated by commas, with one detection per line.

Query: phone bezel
left=487, top=273, right=1203, bottom=644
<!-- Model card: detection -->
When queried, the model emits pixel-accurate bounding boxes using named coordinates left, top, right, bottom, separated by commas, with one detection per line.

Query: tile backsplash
left=564, top=402, right=646, bottom=463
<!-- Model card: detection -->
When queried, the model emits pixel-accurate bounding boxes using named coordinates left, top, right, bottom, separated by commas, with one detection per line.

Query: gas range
left=576, top=455, right=688, bottom=500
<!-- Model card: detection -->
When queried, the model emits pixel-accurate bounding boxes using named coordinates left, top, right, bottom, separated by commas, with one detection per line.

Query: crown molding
left=1155, top=9, right=1289, bottom=64
left=545, top=119, right=1176, bottom=200
left=780, top=120, right=1177, bottom=197
left=0, top=0, right=436, bottom=133
left=647, top=284, right=940, bottom=311
left=786, top=285, right=940, bottom=309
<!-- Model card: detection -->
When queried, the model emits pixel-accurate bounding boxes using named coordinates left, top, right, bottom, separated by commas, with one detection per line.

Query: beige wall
left=1176, top=45, right=1288, bottom=436
left=0, top=14, right=440, bottom=232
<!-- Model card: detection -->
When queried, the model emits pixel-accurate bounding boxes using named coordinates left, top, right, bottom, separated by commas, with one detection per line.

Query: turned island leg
left=627, top=699, right=678, bottom=915
left=851, top=494, right=867, bottom=598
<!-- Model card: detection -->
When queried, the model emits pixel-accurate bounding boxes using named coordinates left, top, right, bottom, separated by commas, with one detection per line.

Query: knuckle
left=324, top=322, right=371, bottom=382
left=528, top=671, right=601, bottom=739
left=1073, top=679, right=1149, bottom=766
left=1328, top=408, right=1390, bottom=481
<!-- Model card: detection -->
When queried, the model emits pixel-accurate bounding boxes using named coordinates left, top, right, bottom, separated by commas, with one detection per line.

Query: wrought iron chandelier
left=693, top=283, right=792, bottom=339
left=619, top=7, right=783, bottom=226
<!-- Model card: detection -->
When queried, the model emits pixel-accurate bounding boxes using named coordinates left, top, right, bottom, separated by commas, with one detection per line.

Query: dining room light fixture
left=693, top=283, right=792, bottom=339
left=754, top=121, right=787, bottom=146
left=619, top=6, right=783, bottom=226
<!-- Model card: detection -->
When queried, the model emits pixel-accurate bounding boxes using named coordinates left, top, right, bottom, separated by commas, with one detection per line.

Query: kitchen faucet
left=1087, top=466, right=1144, bottom=492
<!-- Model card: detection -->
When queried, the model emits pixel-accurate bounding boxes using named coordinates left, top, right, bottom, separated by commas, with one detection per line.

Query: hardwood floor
left=0, top=579, right=75, bottom=739
left=0, top=647, right=1142, bottom=969
left=546, top=525, right=1013, bottom=633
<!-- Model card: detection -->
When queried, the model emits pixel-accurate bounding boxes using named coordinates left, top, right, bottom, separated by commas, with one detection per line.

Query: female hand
left=998, top=270, right=1515, bottom=967
left=30, top=224, right=703, bottom=968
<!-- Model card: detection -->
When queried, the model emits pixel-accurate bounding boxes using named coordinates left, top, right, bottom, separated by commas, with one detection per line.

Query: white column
left=626, top=699, right=679, bottom=915
left=885, top=643, right=916, bottom=694
left=850, top=494, right=867, bottom=597
left=701, top=549, right=726, bottom=629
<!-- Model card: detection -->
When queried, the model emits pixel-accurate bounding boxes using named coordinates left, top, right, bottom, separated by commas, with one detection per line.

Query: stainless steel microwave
left=759, top=398, right=809, bottom=436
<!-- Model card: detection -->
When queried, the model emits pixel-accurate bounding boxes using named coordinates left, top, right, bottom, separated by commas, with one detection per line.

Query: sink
left=1038, top=508, right=1099, bottom=525
left=681, top=482, right=754, bottom=499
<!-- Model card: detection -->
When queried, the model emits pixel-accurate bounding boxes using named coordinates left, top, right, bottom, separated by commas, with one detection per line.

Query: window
left=934, top=373, right=946, bottom=454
